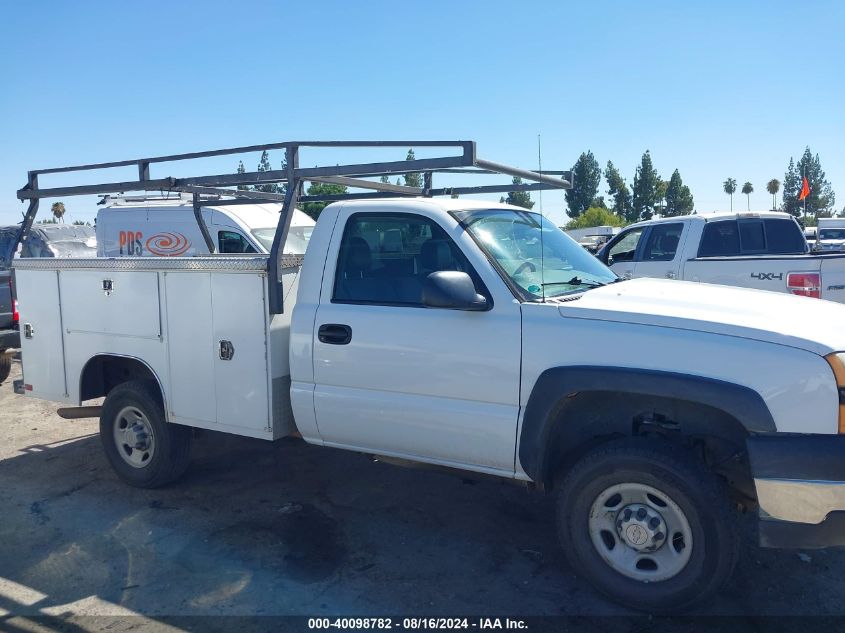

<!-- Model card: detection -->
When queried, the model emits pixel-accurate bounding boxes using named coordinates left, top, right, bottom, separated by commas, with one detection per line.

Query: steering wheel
left=513, top=260, right=536, bottom=275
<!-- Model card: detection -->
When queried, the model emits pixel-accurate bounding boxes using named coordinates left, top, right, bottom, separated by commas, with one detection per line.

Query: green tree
left=723, top=178, right=737, bottom=211
left=766, top=178, right=780, bottom=211
left=255, top=150, right=280, bottom=194
left=604, top=160, right=633, bottom=222
left=499, top=176, right=534, bottom=209
left=72, top=220, right=90, bottom=226
left=51, top=201, right=66, bottom=223
left=300, top=182, right=348, bottom=220
left=236, top=160, right=250, bottom=191
left=664, top=169, right=695, bottom=216
left=655, top=178, right=668, bottom=215
left=796, top=147, right=836, bottom=219
left=403, top=149, right=422, bottom=189
left=565, top=151, right=601, bottom=218
left=632, top=151, right=661, bottom=221
left=782, top=159, right=800, bottom=217
left=380, top=175, right=390, bottom=184
left=564, top=206, right=625, bottom=230
left=741, top=182, right=754, bottom=211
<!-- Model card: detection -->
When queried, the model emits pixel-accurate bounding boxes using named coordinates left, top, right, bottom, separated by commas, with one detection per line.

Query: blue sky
left=1, top=0, right=843, bottom=227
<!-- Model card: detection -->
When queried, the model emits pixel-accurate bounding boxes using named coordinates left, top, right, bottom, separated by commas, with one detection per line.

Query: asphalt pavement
left=2, top=361, right=844, bottom=632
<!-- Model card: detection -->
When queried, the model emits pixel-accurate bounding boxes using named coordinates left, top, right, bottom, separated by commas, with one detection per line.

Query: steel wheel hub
left=588, top=482, right=693, bottom=582
left=616, top=503, right=666, bottom=552
left=113, top=406, right=156, bottom=469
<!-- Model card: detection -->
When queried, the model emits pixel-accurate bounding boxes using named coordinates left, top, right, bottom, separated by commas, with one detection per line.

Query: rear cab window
left=698, top=218, right=806, bottom=257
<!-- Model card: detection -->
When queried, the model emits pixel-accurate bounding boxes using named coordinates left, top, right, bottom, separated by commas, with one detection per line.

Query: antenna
left=538, top=134, right=545, bottom=302
left=537, top=134, right=543, bottom=215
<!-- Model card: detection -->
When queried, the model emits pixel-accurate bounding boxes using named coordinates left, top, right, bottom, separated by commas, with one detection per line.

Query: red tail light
left=787, top=272, right=821, bottom=298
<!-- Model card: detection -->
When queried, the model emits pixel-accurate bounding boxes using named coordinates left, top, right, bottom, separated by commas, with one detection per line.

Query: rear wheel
left=556, top=437, right=739, bottom=612
left=0, top=351, right=10, bottom=384
left=99, top=380, right=191, bottom=488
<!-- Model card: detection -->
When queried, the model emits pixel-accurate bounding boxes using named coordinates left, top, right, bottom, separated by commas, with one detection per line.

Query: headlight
left=824, top=353, right=845, bottom=433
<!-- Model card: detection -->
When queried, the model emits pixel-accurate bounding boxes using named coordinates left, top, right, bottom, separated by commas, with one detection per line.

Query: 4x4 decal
left=751, top=272, right=783, bottom=281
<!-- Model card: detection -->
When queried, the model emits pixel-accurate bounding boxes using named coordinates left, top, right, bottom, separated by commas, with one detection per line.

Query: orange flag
left=798, top=176, right=810, bottom=201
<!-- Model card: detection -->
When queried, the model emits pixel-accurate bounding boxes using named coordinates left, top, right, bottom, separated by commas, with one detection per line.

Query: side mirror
left=422, top=271, right=489, bottom=311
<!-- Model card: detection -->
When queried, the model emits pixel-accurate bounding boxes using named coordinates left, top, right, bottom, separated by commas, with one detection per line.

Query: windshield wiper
left=541, top=276, right=612, bottom=289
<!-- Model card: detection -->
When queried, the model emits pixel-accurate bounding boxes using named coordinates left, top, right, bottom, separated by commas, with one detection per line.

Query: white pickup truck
left=598, top=211, right=845, bottom=302
left=11, top=142, right=845, bottom=613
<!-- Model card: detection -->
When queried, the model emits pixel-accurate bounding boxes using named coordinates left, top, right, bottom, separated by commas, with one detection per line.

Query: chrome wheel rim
left=588, top=482, right=693, bottom=582
left=113, top=406, right=155, bottom=468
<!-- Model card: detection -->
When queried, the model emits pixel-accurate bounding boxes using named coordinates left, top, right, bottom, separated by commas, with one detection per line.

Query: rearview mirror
left=422, top=271, right=489, bottom=311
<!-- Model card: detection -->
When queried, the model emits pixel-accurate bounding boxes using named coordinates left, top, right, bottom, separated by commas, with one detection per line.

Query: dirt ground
left=2, top=361, right=845, bottom=632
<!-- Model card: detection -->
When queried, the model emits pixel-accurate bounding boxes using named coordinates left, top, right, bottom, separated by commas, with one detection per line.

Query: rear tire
left=0, top=351, right=10, bottom=384
left=99, top=380, right=191, bottom=488
left=556, top=437, right=739, bottom=613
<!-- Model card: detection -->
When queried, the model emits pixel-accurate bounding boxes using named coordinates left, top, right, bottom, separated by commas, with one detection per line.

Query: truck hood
left=558, top=278, right=845, bottom=356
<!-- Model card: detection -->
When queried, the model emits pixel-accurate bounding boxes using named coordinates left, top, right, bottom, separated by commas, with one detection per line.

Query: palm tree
left=50, top=201, right=66, bottom=223
left=741, top=182, right=754, bottom=211
left=723, top=178, right=737, bottom=211
left=766, top=178, right=781, bottom=211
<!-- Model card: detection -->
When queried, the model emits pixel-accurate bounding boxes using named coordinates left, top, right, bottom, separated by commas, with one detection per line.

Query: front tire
left=99, top=380, right=191, bottom=488
left=556, top=437, right=739, bottom=612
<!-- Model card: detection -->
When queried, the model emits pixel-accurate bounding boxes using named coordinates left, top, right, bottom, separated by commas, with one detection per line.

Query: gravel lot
left=2, top=360, right=845, bottom=631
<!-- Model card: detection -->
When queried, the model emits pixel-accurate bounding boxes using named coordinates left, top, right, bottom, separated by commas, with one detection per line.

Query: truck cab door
left=602, top=226, right=646, bottom=279
left=310, top=209, right=521, bottom=475
left=633, top=222, right=685, bottom=280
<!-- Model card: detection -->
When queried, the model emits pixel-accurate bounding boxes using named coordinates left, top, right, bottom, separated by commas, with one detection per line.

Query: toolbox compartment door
left=15, top=268, right=68, bottom=401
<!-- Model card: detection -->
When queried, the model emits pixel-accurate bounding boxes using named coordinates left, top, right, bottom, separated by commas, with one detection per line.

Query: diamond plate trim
left=12, top=255, right=303, bottom=272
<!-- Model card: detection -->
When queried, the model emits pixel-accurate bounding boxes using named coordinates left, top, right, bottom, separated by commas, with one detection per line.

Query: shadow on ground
left=2, top=405, right=845, bottom=629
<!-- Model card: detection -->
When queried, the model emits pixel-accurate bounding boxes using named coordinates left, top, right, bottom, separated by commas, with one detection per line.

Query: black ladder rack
left=12, top=140, right=573, bottom=314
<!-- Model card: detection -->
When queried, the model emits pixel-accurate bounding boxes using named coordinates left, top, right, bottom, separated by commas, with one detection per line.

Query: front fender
left=518, top=366, right=775, bottom=483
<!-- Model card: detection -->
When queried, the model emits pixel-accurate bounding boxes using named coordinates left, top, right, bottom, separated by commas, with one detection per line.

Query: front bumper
left=0, top=328, right=19, bottom=350
left=748, top=435, right=845, bottom=549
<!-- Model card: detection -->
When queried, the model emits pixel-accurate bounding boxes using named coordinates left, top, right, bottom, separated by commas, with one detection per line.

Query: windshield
left=251, top=226, right=314, bottom=255
left=454, top=209, right=618, bottom=299
left=819, top=229, right=845, bottom=241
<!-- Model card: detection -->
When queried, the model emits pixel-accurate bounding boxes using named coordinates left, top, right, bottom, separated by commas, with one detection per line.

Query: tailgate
left=820, top=256, right=845, bottom=303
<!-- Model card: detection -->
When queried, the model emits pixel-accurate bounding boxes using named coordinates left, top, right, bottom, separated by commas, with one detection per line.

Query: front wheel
left=99, top=380, right=191, bottom=488
left=556, top=437, right=739, bottom=612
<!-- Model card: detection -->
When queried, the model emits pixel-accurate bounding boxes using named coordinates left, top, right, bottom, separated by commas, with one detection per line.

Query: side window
left=764, top=219, right=806, bottom=254
left=333, top=213, right=478, bottom=306
left=218, top=230, right=257, bottom=254
left=738, top=220, right=766, bottom=253
left=608, top=228, right=644, bottom=264
left=698, top=221, right=740, bottom=257
left=641, top=223, right=683, bottom=261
